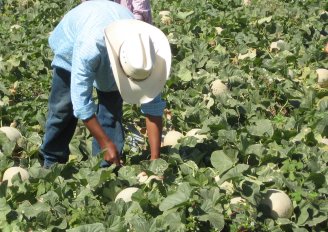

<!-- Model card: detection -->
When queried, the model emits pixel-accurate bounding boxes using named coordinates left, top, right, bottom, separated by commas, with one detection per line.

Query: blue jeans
left=39, top=68, right=124, bottom=168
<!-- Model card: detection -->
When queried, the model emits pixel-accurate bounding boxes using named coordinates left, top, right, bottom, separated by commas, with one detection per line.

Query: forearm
left=83, top=114, right=120, bottom=165
left=83, top=114, right=110, bottom=147
left=145, top=114, right=162, bottom=160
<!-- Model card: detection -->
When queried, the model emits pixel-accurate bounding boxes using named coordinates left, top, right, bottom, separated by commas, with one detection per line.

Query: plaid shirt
left=49, top=1, right=165, bottom=120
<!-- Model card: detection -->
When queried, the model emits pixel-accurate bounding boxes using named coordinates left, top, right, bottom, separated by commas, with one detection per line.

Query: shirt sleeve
left=131, top=0, right=152, bottom=24
left=71, top=34, right=101, bottom=120
left=140, top=94, right=166, bottom=116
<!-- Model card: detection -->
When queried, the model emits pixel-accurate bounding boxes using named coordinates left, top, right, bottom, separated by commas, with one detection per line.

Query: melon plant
left=214, top=175, right=234, bottom=195
left=163, top=130, right=184, bottom=146
left=210, top=79, right=228, bottom=96
left=260, top=189, right=293, bottom=219
left=115, top=187, right=139, bottom=203
left=0, top=126, right=22, bottom=142
left=2, top=167, right=29, bottom=186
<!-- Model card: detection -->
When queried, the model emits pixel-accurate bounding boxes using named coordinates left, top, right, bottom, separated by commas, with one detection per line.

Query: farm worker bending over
left=39, top=0, right=171, bottom=168
left=82, top=0, right=153, bottom=24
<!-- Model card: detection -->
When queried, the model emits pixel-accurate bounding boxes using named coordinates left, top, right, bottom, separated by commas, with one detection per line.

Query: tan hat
left=104, top=19, right=171, bottom=104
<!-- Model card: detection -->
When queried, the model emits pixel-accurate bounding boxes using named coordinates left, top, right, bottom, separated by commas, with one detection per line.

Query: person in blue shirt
left=39, top=0, right=171, bottom=168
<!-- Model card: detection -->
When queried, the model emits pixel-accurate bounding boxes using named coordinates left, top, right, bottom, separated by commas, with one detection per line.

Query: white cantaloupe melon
left=186, top=128, right=207, bottom=142
left=115, top=187, right=139, bottom=202
left=2, top=167, right=29, bottom=186
left=0, top=126, right=22, bottom=142
left=261, top=189, right=293, bottom=219
left=230, top=196, right=246, bottom=205
left=316, top=69, right=328, bottom=88
left=211, top=80, right=228, bottom=96
left=137, top=171, right=148, bottom=183
left=159, top=11, right=172, bottom=25
left=163, top=130, right=184, bottom=146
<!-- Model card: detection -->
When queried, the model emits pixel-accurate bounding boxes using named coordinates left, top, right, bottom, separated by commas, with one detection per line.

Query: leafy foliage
left=0, top=0, right=327, bottom=231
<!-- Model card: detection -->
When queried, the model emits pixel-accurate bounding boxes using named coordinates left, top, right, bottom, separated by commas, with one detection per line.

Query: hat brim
left=104, top=19, right=171, bottom=104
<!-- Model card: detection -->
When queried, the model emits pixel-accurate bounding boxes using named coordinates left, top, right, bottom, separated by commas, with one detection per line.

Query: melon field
left=1, top=0, right=328, bottom=231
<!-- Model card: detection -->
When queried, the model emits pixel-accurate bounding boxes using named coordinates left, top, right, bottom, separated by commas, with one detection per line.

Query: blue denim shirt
left=49, top=0, right=166, bottom=120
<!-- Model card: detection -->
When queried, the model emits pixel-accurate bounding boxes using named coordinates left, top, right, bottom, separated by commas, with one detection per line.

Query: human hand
left=102, top=141, right=121, bottom=166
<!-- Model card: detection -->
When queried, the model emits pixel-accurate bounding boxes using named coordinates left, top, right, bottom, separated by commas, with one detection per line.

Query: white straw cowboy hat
left=104, top=19, right=171, bottom=104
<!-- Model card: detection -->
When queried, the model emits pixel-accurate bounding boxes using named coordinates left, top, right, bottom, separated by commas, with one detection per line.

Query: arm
left=145, top=114, right=162, bottom=160
left=83, top=115, right=121, bottom=165
left=140, top=94, right=166, bottom=160
left=71, top=33, right=121, bottom=166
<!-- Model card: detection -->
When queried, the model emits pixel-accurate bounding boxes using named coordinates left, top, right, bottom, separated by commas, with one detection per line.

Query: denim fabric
left=40, top=68, right=124, bottom=168
left=40, top=68, right=78, bottom=168
left=92, top=90, right=124, bottom=168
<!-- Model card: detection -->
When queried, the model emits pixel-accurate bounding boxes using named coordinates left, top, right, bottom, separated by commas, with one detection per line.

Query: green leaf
left=305, top=215, right=327, bottom=227
left=176, top=11, right=194, bottom=20
left=317, top=96, right=328, bottom=111
left=306, top=173, right=326, bottom=189
left=247, top=119, right=274, bottom=137
left=118, top=166, right=138, bottom=186
left=0, top=197, right=11, bottom=222
left=210, top=150, right=234, bottom=174
left=198, top=212, right=224, bottom=230
left=217, top=164, right=249, bottom=184
left=148, top=158, right=169, bottom=175
left=67, top=223, right=105, bottom=232
left=17, top=201, right=51, bottom=219
left=159, top=183, right=192, bottom=211
left=297, top=205, right=310, bottom=225
left=177, top=66, right=192, bottom=82
left=245, top=144, right=265, bottom=157
left=291, top=128, right=311, bottom=143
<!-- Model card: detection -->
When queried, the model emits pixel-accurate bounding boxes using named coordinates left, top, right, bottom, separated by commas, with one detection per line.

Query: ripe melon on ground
left=210, top=80, right=228, bottom=96
left=115, top=187, right=139, bottom=203
left=0, top=126, right=22, bottom=142
left=316, top=68, right=328, bottom=88
left=163, top=130, right=184, bottom=146
left=186, top=128, right=207, bottom=142
left=230, top=196, right=246, bottom=205
left=2, top=167, right=29, bottom=186
left=260, top=189, right=293, bottom=219
left=159, top=11, right=172, bottom=25
left=137, top=171, right=148, bottom=183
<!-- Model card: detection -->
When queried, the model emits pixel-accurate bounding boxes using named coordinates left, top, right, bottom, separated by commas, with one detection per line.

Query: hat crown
left=119, top=33, right=155, bottom=81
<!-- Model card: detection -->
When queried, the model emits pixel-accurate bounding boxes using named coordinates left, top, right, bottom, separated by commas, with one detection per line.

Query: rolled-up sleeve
left=71, top=35, right=101, bottom=120
left=140, top=94, right=166, bottom=116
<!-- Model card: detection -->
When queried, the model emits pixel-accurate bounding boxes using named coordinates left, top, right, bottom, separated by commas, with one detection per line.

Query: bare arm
left=83, top=114, right=121, bottom=165
left=145, top=114, right=162, bottom=160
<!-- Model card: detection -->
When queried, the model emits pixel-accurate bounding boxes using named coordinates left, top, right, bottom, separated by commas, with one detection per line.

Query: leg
left=92, top=90, right=124, bottom=167
left=39, top=68, right=78, bottom=168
